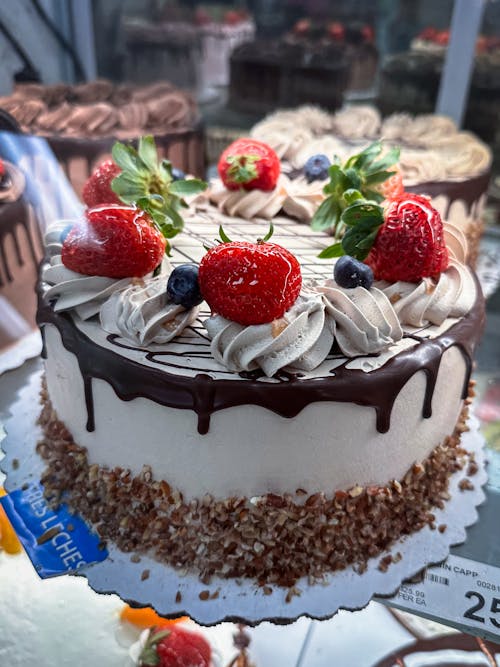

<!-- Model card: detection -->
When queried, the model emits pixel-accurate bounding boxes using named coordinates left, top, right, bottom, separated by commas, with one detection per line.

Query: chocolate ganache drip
left=37, top=273, right=485, bottom=435
left=0, top=162, right=42, bottom=287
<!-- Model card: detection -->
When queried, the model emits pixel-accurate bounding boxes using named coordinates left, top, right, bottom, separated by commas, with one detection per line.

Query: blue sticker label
left=0, top=482, right=108, bottom=578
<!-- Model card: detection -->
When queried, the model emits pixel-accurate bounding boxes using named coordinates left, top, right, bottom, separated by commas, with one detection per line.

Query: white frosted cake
left=35, top=137, right=484, bottom=589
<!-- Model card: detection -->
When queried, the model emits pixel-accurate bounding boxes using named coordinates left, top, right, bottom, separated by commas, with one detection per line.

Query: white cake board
left=1, top=369, right=488, bottom=626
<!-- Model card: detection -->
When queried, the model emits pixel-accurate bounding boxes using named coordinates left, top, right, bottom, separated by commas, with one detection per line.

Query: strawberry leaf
left=137, top=135, right=159, bottom=173
left=365, top=146, right=400, bottom=175
left=261, top=222, right=274, bottom=242
left=318, top=242, right=344, bottom=259
left=342, top=218, right=382, bottom=260
left=112, top=142, right=147, bottom=176
left=169, top=178, right=208, bottom=196
left=341, top=202, right=384, bottom=227
left=364, top=169, right=397, bottom=186
left=346, top=141, right=382, bottom=170
left=111, top=173, right=149, bottom=203
left=109, top=136, right=207, bottom=255
left=343, top=189, right=364, bottom=206
left=219, top=225, right=232, bottom=243
left=311, top=197, right=340, bottom=232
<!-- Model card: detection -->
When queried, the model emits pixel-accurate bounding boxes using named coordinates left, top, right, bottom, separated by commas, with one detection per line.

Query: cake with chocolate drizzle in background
left=0, top=156, right=44, bottom=350
left=36, top=136, right=485, bottom=592
left=0, top=80, right=203, bottom=198
left=250, top=105, right=492, bottom=265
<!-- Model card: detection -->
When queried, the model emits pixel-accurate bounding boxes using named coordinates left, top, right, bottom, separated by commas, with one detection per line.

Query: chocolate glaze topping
left=373, top=633, right=500, bottom=667
left=407, top=170, right=491, bottom=218
left=37, top=276, right=485, bottom=435
left=0, top=191, right=42, bottom=287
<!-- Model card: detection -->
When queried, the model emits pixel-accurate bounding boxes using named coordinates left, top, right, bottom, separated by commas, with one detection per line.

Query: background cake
left=34, top=136, right=484, bottom=591
left=0, top=158, right=44, bottom=349
left=250, top=105, right=492, bottom=264
left=0, top=81, right=203, bottom=197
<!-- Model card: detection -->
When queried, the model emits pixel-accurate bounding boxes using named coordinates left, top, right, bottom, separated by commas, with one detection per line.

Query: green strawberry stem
left=226, top=153, right=259, bottom=184
left=311, top=141, right=399, bottom=237
left=139, top=627, right=171, bottom=666
left=111, top=136, right=207, bottom=252
left=317, top=199, right=384, bottom=260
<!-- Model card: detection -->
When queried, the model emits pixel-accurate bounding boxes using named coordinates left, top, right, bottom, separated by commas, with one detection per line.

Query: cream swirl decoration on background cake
left=251, top=105, right=492, bottom=181
left=209, top=176, right=288, bottom=219
left=100, top=275, right=199, bottom=345
left=209, top=175, right=326, bottom=222
left=42, top=221, right=131, bottom=320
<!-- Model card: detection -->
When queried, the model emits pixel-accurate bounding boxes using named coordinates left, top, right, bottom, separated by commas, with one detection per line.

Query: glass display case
left=0, top=1, right=499, bottom=664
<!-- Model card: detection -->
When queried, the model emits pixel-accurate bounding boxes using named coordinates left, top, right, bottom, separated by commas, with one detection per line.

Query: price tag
left=385, top=555, right=500, bottom=640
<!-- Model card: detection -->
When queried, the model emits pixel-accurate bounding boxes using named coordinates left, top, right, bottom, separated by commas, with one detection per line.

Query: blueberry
left=171, top=167, right=186, bottom=181
left=304, top=154, right=331, bottom=183
left=167, top=264, right=203, bottom=309
left=334, top=255, right=374, bottom=289
left=59, top=224, right=73, bottom=244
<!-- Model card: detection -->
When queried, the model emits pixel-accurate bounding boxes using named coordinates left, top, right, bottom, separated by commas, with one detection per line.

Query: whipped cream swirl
left=209, top=177, right=288, bottom=220
left=205, top=283, right=403, bottom=377
left=377, top=261, right=477, bottom=329
left=100, top=275, right=199, bottom=345
left=42, top=221, right=131, bottom=320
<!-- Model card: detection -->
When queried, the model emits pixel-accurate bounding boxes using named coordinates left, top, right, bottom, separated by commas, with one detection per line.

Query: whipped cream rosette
left=100, top=274, right=199, bottom=346
left=42, top=219, right=121, bottom=317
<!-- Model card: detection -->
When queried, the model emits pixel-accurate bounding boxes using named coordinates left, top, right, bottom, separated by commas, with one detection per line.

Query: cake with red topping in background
left=228, top=20, right=376, bottom=116
left=0, top=80, right=203, bottom=198
left=250, top=105, right=492, bottom=265
left=36, top=136, right=484, bottom=592
left=0, top=157, right=44, bottom=350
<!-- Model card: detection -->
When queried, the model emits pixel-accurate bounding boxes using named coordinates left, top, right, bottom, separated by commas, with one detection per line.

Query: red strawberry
left=61, top=205, right=166, bottom=278
left=218, top=139, right=280, bottom=192
left=327, top=21, right=345, bottom=41
left=361, top=25, right=374, bottom=43
left=0, top=158, right=5, bottom=179
left=199, top=237, right=302, bottom=325
left=139, top=625, right=211, bottom=667
left=419, top=26, right=438, bottom=41
left=376, top=168, right=404, bottom=201
left=224, top=9, right=241, bottom=25
left=434, top=30, right=450, bottom=46
left=82, top=159, right=122, bottom=207
left=293, top=18, right=311, bottom=36
left=365, top=194, right=449, bottom=283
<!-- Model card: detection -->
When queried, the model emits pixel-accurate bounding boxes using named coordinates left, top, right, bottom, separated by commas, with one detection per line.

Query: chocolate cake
left=0, top=81, right=204, bottom=197
left=0, top=159, right=44, bottom=350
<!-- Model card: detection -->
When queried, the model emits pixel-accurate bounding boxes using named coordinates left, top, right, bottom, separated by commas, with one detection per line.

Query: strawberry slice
left=218, top=138, right=280, bottom=192
left=139, top=625, right=211, bottom=667
left=199, top=227, right=302, bottom=325
left=61, top=205, right=166, bottom=278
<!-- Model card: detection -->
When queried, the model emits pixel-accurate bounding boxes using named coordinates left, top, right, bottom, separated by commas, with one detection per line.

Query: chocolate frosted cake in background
left=0, top=159, right=44, bottom=349
left=227, top=20, right=377, bottom=116
left=0, top=81, right=204, bottom=197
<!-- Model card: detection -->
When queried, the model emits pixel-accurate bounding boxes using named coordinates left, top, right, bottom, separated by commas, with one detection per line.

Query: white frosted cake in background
left=251, top=105, right=492, bottom=264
